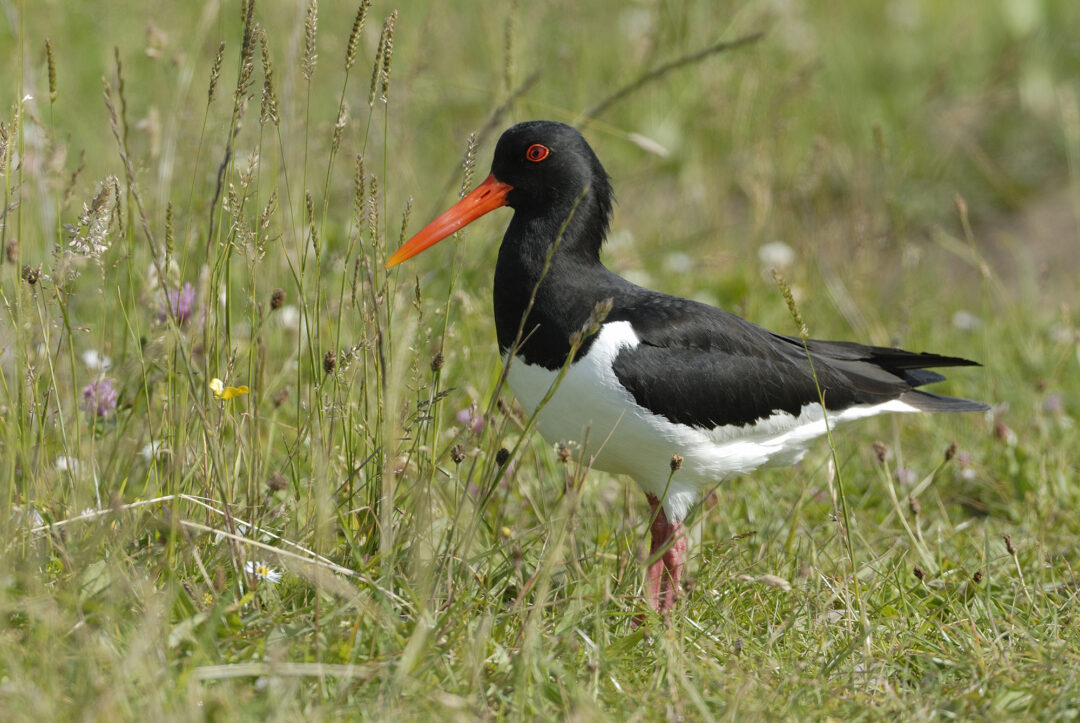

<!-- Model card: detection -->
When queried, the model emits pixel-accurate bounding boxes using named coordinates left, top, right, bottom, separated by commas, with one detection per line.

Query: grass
left=2, top=0, right=1079, bottom=719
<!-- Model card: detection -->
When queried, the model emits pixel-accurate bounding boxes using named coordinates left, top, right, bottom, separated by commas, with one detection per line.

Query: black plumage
left=486, top=121, right=986, bottom=429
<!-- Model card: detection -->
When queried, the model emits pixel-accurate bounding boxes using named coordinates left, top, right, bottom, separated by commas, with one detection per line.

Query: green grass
left=2, top=0, right=1079, bottom=719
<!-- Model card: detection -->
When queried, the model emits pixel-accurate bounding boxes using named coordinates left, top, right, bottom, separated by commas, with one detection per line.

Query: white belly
left=505, top=321, right=918, bottom=521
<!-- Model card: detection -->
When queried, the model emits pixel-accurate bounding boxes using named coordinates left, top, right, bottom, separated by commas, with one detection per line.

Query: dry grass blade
left=581, top=32, right=764, bottom=120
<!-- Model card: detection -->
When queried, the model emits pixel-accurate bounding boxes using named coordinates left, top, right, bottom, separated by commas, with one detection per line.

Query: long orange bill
left=386, top=174, right=514, bottom=268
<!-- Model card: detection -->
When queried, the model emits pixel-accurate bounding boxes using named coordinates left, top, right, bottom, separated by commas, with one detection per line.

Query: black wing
left=609, top=293, right=988, bottom=430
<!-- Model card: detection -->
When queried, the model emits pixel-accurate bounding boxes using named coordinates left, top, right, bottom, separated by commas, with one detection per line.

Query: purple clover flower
left=456, top=405, right=484, bottom=434
left=81, top=378, right=118, bottom=417
left=161, top=282, right=197, bottom=325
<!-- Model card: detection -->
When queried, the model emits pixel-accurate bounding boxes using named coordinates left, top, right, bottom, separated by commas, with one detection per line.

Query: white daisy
left=244, top=560, right=282, bottom=584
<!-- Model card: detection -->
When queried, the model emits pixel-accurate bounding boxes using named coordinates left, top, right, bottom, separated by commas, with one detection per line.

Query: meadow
left=1, top=0, right=1078, bottom=719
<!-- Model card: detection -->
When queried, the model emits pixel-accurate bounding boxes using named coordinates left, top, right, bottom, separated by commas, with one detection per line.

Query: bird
left=387, top=120, right=988, bottom=615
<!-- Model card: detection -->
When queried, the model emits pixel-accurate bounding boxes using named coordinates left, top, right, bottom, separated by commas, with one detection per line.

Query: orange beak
left=386, top=174, right=514, bottom=268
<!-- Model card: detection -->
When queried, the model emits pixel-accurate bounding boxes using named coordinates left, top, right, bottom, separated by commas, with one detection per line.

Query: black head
left=386, top=120, right=614, bottom=268
left=491, top=121, right=613, bottom=225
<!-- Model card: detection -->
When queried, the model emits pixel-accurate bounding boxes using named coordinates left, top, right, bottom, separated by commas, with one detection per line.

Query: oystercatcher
left=388, top=121, right=987, bottom=614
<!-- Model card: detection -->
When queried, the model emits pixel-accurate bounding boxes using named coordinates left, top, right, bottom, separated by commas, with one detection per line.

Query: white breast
left=505, top=321, right=919, bottom=521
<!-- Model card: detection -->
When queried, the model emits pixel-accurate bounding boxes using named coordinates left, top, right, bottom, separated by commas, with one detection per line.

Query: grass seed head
left=46, top=38, right=57, bottom=103
left=908, top=495, right=920, bottom=517
left=208, top=41, right=225, bottom=103
left=345, top=1, right=371, bottom=70
left=235, top=5, right=258, bottom=104
left=496, top=448, right=511, bottom=467
left=259, top=29, right=279, bottom=126
left=367, top=175, right=379, bottom=249
left=323, top=350, right=336, bottom=375
left=164, top=202, right=174, bottom=258
left=1003, top=534, right=1017, bottom=556
left=670, top=454, right=684, bottom=472
left=22, top=264, right=41, bottom=286
left=270, top=288, right=285, bottom=310
left=461, top=132, right=478, bottom=197
left=379, top=11, right=398, bottom=102
left=332, top=105, right=347, bottom=152
left=772, top=269, right=807, bottom=340
left=398, top=196, right=413, bottom=244
left=303, top=0, right=318, bottom=81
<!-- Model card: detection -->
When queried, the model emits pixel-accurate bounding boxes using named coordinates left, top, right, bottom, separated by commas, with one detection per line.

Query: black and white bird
left=388, top=121, right=987, bottom=614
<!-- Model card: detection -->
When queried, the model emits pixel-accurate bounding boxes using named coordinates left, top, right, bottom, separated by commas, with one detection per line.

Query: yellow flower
left=210, top=377, right=250, bottom=400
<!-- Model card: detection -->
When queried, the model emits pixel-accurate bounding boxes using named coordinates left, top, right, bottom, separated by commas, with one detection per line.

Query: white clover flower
left=140, top=440, right=168, bottom=461
left=277, top=305, right=301, bottom=332
left=81, top=349, right=113, bottom=372
left=952, top=310, right=982, bottom=331
left=758, top=241, right=796, bottom=270
left=55, top=456, right=82, bottom=474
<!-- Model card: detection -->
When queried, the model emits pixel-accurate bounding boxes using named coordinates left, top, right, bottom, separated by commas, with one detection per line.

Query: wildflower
left=160, top=282, right=196, bottom=325
left=82, top=349, right=113, bottom=372
left=951, top=310, right=982, bottom=331
left=55, top=456, right=82, bottom=474
left=244, top=560, right=282, bottom=584
left=663, top=251, right=694, bottom=274
left=1043, top=394, right=1065, bottom=416
left=140, top=440, right=168, bottom=462
left=758, top=241, right=795, bottom=271
left=210, top=378, right=250, bottom=400
left=277, top=305, right=301, bottom=332
left=456, top=405, right=484, bottom=434
left=81, top=378, right=118, bottom=417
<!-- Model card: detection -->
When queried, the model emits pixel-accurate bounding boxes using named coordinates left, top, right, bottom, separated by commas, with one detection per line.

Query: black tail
left=797, top=338, right=990, bottom=413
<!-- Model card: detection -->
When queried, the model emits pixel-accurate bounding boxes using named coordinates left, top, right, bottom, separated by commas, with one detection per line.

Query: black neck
left=493, top=190, right=623, bottom=369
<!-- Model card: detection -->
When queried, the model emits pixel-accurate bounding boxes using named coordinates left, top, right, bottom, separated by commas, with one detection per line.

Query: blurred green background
left=9, top=0, right=1077, bottom=308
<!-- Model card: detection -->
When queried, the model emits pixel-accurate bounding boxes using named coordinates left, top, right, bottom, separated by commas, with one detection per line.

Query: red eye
left=525, top=144, right=550, bottom=162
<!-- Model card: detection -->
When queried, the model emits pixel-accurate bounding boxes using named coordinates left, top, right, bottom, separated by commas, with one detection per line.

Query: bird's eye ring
left=525, top=144, right=550, bottom=162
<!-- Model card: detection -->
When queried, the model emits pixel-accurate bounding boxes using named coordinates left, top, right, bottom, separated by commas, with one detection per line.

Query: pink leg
left=644, top=495, right=687, bottom=614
